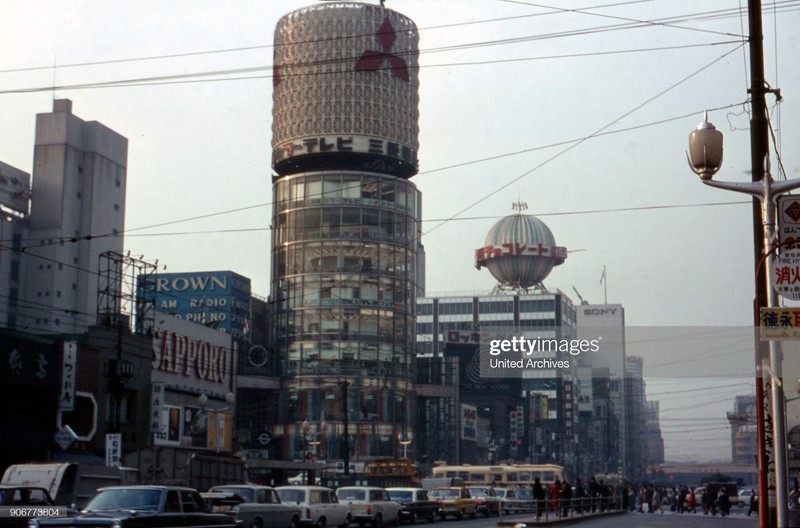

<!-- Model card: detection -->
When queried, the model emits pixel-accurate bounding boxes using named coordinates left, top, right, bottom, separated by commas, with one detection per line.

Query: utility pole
left=746, top=1, right=776, bottom=526
left=341, top=380, right=350, bottom=477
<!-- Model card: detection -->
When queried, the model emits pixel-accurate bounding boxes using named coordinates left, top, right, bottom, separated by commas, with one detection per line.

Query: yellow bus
left=431, top=464, right=565, bottom=487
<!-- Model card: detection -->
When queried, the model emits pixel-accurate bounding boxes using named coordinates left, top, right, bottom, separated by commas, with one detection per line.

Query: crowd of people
left=528, top=476, right=623, bottom=519
left=512, top=477, right=758, bottom=519
left=628, top=483, right=755, bottom=517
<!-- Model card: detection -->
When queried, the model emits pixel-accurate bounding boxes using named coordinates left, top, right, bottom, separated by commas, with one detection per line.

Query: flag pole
left=600, top=265, right=607, bottom=304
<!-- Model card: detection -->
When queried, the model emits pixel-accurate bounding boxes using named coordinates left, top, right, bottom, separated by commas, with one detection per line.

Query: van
left=276, top=485, right=351, bottom=528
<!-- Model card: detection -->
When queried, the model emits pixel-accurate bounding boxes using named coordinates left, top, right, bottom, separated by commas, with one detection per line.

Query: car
left=335, top=486, right=400, bottom=527
left=427, top=487, right=477, bottom=520
left=27, top=486, right=236, bottom=528
left=276, top=485, right=351, bottom=528
left=204, top=485, right=301, bottom=528
left=386, top=487, right=438, bottom=524
left=738, top=488, right=755, bottom=509
left=513, top=488, right=536, bottom=512
left=495, top=488, right=522, bottom=514
left=0, top=484, right=61, bottom=528
left=466, top=486, right=500, bottom=516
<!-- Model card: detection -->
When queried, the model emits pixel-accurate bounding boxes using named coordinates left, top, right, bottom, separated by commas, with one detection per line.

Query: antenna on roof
left=572, top=286, right=589, bottom=305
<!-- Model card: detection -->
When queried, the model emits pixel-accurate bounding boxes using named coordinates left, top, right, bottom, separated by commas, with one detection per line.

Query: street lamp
left=398, top=432, right=413, bottom=459
left=687, top=113, right=800, bottom=527
left=302, top=420, right=327, bottom=461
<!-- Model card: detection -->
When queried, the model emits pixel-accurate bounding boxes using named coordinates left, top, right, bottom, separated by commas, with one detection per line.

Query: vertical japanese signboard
left=106, top=433, right=122, bottom=466
left=150, top=382, right=164, bottom=433
left=59, top=342, right=77, bottom=412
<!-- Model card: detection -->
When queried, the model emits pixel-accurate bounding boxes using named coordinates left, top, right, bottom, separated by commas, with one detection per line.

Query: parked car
left=513, top=488, right=536, bottom=512
left=335, top=486, right=400, bottom=527
left=0, top=484, right=62, bottom=528
left=204, top=485, right=300, bottom=528
left=27, top=486, right=236, bottom=528
left=467, top=486, right=500, bottom=517
left=494, top=488, right=522, bottom=514
left=276, top=485, right=351, bottom=528
left=386, top=487, right=438, bottom=524
left=427, top=487, right=476, bottom=520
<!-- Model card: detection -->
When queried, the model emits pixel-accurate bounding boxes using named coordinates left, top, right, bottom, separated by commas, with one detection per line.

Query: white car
left=336, top=486, right=401, bottom=526
left=277, top=485, right=351, bottom=528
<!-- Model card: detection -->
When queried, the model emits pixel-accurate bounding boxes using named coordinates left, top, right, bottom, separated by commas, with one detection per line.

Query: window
left=180, top=490, right=203, bottom=512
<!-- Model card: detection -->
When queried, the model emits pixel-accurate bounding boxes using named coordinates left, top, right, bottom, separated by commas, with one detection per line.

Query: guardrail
left=498, top=493, right=626, bottom=524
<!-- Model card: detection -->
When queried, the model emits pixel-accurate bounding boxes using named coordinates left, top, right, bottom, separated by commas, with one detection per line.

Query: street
left=441, top=509, right=760, bottom=528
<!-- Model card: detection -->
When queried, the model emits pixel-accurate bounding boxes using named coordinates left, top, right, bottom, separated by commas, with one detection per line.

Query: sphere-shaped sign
left=475, top=214, right=567, bottom=288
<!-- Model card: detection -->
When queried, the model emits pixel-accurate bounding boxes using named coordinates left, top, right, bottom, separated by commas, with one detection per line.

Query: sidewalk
left=497, top=509, right=627, bottom=526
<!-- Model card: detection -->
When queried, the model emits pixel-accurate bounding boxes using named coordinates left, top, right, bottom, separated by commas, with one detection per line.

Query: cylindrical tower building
left=270, top=3, right=422, bottom=464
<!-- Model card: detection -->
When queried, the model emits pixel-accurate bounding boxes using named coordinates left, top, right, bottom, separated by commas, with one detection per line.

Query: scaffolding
left=97, top=251, right=156, bottom=334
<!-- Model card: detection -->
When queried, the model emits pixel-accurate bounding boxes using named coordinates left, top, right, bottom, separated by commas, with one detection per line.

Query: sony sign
left=583, top=308, right=618, bottom=316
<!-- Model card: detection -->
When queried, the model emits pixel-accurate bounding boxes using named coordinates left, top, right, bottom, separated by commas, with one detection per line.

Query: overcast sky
left=3, top=0, right=798, bottom=463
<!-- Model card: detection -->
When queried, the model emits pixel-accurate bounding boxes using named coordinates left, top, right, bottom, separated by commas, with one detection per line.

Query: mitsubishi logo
left=355, top=17, right=409, bottom=81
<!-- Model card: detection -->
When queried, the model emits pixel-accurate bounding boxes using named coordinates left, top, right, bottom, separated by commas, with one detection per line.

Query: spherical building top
left=475, top=213, right=567, bottom=289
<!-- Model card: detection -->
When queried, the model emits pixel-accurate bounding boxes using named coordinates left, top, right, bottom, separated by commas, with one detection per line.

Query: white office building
left=19, top=99, right=128, bottom=333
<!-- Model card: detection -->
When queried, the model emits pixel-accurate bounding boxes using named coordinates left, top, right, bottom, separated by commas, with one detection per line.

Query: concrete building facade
left=576, top=303, right=627, bottom=477
left=0, top=161, right=30, bottom=329
left=19, top=99, right=127, bottom=333
left=416, top=292, right=579, bottom=469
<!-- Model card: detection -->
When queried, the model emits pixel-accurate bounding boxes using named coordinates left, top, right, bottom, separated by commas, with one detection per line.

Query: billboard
left=150, top=314, right=236, bottom=393
left=0, top=161, right=30, bottom=214
left=143, top=271, right=251, bottom=339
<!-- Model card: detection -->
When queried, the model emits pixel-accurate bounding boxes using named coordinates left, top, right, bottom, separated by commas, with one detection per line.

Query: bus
left=431, top=464, right=565, bottom=487
left=321, top=459, right=421, bottom=489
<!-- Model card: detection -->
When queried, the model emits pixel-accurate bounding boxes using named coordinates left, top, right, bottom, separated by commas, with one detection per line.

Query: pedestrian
left=748, top=489, right=758, bottom=517
left=717, top=487, right=730, bottom=517
left=589, top=476, right=599, bottom=512
left=561, top=480, right=572, bottom=517
left=791, top=483, right=800, bottom=510
left=644, top=485, right=654, bottom=514
left=701, top=487, right=711, bottom=515
left=574, top=478, right=585, bottom=513
left=551, top=479, right=562, bottom=516
left=653, top=487, right=663, bottom=513
left=687, top=486, right=697, bottom=513
left=533, top=477, right=546, bottom=519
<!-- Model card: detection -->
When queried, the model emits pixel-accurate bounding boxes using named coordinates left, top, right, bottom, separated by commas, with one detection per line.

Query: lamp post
left=688, top=114, right=800, bottom=528
left=398, top=432, right=413, bottom=459
left=302, top=420, right=327, bottom=484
